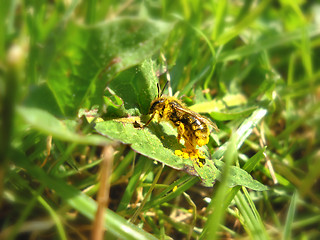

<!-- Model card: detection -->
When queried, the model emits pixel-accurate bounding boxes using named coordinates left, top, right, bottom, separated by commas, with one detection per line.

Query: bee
left=144, top=83, right=218, bottom=155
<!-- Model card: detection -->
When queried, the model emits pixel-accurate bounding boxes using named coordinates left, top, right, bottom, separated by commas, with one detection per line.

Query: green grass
left=1, top=0, right=320, bottom=239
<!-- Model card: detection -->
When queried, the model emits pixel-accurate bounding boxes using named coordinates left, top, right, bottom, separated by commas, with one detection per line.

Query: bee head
left=149, top=97, right=166, bottom=114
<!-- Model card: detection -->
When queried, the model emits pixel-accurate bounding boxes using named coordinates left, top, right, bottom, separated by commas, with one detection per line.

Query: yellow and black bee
left=144, top=83, right=218, bottom=156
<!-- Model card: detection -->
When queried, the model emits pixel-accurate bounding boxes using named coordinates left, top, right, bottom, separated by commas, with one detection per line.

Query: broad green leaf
left=94, top=108, right=268, bottom=190
left=107, top=58, right=159, bottom=117
left=17, top=106, right=109, bottom=146
left=26, top=17, right=173, bottom=117
left=94, top=118, right=192, bottom=171
left=94, top=117, right=219, bottom=187
left=214, top=161, right=268, bottom=191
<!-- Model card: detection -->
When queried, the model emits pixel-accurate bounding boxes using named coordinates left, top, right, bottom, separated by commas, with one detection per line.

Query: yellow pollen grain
left=190, top=153, right=198, bottom=160
left=173, top=186, right=178, bottom=192
left=182, top=152, right=189, bottom=159
left=174, top=150, right=183, bottom=156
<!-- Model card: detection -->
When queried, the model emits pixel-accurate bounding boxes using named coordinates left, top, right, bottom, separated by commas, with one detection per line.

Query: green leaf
left=209, top=106, right=258, bottom=121
left=214, top=160, right=268, bottom=191
left=94, top=119, right=192, bottom=171
left=189, top=93, right=256, bottom=121
left=107, top=58, right=159, bottom=117
left=242, top=147, right=267, bottom=172
left=94, top=108, right=268, bottom=190
left=189, top=93, right=247, bottom=112
left=222, top=147, right=268, bottom=210
left=26, top=17, right=173, bottom=117
left=94, top=117, right=219, bottom=187
left=17, top=106, right=109, bottom=146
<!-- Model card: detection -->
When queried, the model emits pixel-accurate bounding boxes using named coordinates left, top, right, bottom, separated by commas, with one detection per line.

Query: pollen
left=182, top=152, right=190, bottom=159
left=196, top=159, right=204, bottom=168
left=189, top=152, right=198, bottom=160
left=174, top=150, right=183, bottom=156
left=175, top=147, right=206, bottom=164
left=173, top=186, right=178, bottom=192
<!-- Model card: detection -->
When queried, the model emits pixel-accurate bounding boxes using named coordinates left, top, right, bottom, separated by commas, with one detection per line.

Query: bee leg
left=184, top=141, right=193, bottom=150
left=143, top=112, right=156, bottom=127
left=177, top=122, right=184, bottom=143
left=177, top=133, right=182, bottom=143
left=185, top=141, right=196, bottom=152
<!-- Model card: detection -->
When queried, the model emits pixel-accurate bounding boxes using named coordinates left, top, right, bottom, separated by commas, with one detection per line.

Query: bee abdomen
left=182, top=116, right=205, bottom=130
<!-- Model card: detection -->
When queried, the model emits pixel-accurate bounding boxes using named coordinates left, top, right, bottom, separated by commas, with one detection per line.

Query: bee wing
left=174, top=106, right=219, bottom=132
left=199, top=115, right=219, bottom=132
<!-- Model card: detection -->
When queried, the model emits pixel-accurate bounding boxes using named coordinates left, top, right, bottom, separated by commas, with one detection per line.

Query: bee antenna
left=157, top=83, right=161, bottom=98
left=160, top=81, right=168, bottom=97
